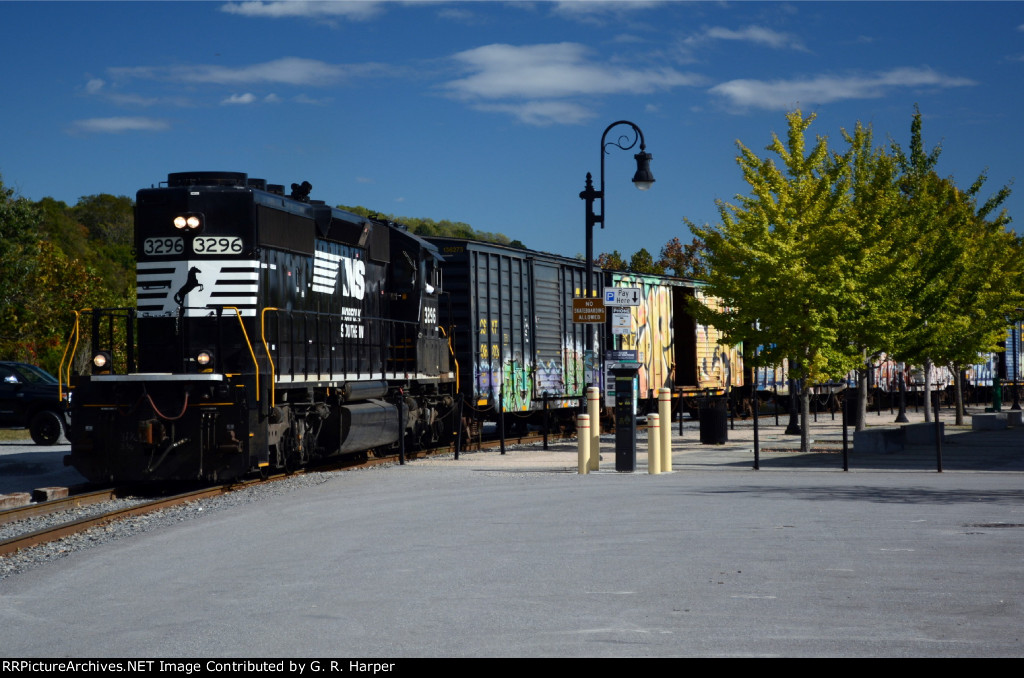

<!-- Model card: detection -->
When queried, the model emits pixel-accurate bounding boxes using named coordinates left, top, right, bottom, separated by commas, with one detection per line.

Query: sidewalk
left=414, top=404, right=1024, bottom=474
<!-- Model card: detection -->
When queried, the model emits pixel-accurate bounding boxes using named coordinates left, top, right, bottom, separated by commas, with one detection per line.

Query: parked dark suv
left=0, top=361, right=69, bottom=445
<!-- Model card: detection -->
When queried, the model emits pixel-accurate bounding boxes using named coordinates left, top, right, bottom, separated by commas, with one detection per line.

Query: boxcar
left=603, top=271, right=743, bottom=409
left=428, top=238, right=602, bottom=423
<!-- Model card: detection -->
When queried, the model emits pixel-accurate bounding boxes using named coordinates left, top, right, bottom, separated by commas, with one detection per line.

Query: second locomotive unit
left=65, top=171, right=454, bottom=483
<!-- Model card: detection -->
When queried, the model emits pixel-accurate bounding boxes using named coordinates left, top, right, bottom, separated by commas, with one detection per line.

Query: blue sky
left=2, top=1, right=1023, bottom=260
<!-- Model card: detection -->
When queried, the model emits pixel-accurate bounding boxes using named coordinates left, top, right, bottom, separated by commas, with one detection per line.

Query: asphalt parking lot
left=1, top=407, right=1022, bottom=657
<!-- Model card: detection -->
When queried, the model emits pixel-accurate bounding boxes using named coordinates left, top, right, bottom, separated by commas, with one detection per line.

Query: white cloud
left=551, top=0, right=662, bottom=23
left=710, top=67, right=976, bottom=110
left=446, top=42, right=702, bottom=100
left=111, top=57, right=349, bottom=87
left=220, top=1, right=385, bottom=21
left=696, top=25, right=808, bottom=51
left=443, top=42, right=702, bottom=125
left=473, top=100, right=596, bottom=126
left=293, top=93, right=332, bottom=105
left=222, top=92, right=258, bottom=104
left=85, top=78, right=105, bottom=94
left=182, top=57, right=347, bottom=86
left=71, top=117, right=170, bottom=133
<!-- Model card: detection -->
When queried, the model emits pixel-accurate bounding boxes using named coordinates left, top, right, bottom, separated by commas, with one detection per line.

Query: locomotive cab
left=386, top=226, right=449, bottom=378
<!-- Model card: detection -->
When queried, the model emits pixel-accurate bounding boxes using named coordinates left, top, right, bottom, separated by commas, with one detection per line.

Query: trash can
left=842, top=396, right=859, bottom=428
left=699, top=397, right=728, bottom=445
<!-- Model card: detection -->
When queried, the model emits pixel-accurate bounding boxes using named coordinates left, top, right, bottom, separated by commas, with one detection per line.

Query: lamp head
left=632, top=151, right=655, bottom=191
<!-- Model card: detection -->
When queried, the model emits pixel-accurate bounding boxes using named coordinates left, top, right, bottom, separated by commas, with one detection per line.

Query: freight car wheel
left=29, top=410, right=66, bottom=446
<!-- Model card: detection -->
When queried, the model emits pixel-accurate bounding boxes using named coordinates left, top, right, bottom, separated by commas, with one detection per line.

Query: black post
left=752, top=386, right=760, bottom=471
left=498, top=391, right=506, bottom=455
left=397, top=395, right=406, bottom=466
left=774, top=383, right=779, bottom=426
left=542, top=392, right=550, bottom=451
left=895, top=369, right=909, bottom=423
left=454, top=392, right=464, bottom=460
left=678, top=390, right=684, bottom=437
left=934, top=391, right=943, bottom=473
left=841, top=395, right=849, bottom=472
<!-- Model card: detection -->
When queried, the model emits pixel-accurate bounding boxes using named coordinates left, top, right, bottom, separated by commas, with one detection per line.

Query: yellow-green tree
left=887, top=109, right=1023, bottom=423
left=691, top=110, right=861, bottom=451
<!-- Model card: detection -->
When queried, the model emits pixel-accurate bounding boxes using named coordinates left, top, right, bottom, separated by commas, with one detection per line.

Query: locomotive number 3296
left=193, top=236, right=243, bottom=255
left=143, top=237, right=184, bottom=256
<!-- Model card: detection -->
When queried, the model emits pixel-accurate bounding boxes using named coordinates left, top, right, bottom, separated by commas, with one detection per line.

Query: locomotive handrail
left=260, top=307, right=280, bottom=408
left=58, top=309, right=86, bottom=401
left=220, top=306, right=262, bottom=402
left=439, top=325, right=459, bottom=392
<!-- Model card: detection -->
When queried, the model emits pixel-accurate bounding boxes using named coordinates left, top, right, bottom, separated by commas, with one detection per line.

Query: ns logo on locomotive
left=64, top=172, right=455, bottom=483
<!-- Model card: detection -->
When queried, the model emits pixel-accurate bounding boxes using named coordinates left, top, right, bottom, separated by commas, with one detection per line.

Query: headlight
left=196, top=350, right=214, bottom=369
left=92, top=351, right=112, bottom=373
left=173, top=213, right=203, bottom=231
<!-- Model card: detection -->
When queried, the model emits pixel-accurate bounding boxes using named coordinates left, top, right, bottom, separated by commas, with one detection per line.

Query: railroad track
left=0, top=431, right=570, bottom=558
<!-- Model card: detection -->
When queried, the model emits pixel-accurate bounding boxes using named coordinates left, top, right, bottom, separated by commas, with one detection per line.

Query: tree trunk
left=954, top=365, right=965, bottom=426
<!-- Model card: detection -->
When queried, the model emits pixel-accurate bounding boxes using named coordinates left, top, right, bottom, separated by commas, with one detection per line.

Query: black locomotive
left=65, top=172, right=454, bottom=483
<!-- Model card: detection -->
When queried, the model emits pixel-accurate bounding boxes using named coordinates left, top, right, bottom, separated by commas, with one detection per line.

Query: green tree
left=72, top=193, right=133, bottom=245
left=594, top=250, right=627, bottom=271
left=0, top=173, right=44, bottom=360
left=828, top=121, right=908, bottom=429
left=691, top=110, right=859, bottom=451
left=628, top=247, right=665, bottom=275
left=886, top=108, right=1022, bottom=423
left=658, top=234, right=707, bottom=278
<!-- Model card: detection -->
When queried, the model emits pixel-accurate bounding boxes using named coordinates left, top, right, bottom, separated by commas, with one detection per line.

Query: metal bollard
left=577, top=414, right=590, bottom=475
left=658, top=388, right=672, bottom=472
left=587, top=386, right=601, bottom=471
left=648, top=413, right=661, bottom=474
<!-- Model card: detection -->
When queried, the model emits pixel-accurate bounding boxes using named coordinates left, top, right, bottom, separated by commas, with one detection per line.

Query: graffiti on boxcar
left=501, top=353, right=534, bottom=411
left=694, top=289, right=743, bottom=390
left=564, top=345, right=585, bottom=396
left=476, top=353, right=537, bottom=411
left=535, top=358, right=562, bottom=394
left=534, top=346, right=586, bottom=397
left=612, top=274, right=676, bottom=397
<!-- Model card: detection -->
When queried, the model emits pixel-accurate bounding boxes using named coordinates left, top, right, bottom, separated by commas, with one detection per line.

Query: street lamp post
left=579, top=121, right=655, bottom=370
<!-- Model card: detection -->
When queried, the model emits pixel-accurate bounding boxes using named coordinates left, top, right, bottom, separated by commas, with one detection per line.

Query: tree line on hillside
left=690, top=107, right=1023, bottom=452
left=338, top=204, right=527, bottom=249
left=0, top=183, right=135, bottom=371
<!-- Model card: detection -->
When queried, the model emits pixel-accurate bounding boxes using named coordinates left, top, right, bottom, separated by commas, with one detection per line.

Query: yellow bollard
left=577, top=414, right=590, bottom=475
left=659, top=388, right=672, bottom=472
left=587, top=386, right=601, bottom=471
left=648, top=413, right=661, bottom=474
